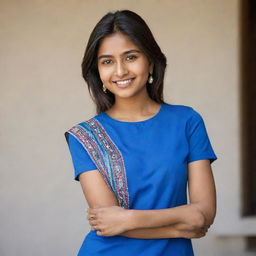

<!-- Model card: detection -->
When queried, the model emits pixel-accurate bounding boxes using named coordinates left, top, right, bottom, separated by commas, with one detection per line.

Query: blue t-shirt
left=65, top=103, right=217, bottom=256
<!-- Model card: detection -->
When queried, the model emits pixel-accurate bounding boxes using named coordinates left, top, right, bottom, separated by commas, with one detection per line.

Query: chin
left=115, top=88, right=147, bottom=100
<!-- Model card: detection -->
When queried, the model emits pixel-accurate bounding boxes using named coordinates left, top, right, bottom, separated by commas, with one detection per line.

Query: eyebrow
left=98, top=49, right=141, bottom=60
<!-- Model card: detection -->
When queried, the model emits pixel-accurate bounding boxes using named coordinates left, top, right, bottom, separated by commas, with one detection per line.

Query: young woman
left=65, top=10, right=217, bottom=256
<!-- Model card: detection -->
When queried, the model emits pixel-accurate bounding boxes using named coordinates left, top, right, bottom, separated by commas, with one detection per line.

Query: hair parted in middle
left=81, top=9, right=167, bottom=114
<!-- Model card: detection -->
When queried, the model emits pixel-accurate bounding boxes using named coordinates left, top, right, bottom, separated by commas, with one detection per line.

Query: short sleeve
left=64, top=132, right=98, bottom=181
left=186, top=109, right=218, bottom=164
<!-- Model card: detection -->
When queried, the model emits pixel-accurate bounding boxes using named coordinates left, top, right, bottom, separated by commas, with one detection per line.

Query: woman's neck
left=106, top=98, right=161, bottom=122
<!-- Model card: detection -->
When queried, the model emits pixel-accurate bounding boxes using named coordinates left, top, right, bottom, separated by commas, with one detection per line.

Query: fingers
left=89, top=219, right=97, bottom=225
left=87, top=215, right=102, bottom=232
left=201, top=225, right=209, bottom=233
left=183, top=225, right=209, bottom=239
left=194, top=227, right=208, bottom=238
left=88, top=219, right=99, bottom=231
left=86, top=214, right=96, bottom=220
left=189, top=230, right=205, bottom=239
left=86, top=210, right=98, bottom=229
left=193, top=226, right=208, bottom=238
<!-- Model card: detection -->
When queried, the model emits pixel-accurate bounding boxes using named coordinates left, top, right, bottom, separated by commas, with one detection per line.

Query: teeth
left=116, top=79, right=132, bottom=85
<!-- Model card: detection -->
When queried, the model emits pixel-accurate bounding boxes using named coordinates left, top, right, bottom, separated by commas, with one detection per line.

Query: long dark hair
left=81, top=10, right=167, bottom=114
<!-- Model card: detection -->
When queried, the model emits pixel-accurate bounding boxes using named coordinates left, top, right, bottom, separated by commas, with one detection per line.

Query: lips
left=113, top=78, right=135, bottom=88
left=113, top=78, right=134, bottom=84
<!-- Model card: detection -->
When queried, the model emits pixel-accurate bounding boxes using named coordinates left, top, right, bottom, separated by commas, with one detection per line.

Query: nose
left=115, top=61, right=128, bottom=77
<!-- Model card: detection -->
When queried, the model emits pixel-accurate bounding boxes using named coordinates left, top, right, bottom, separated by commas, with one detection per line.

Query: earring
left=102, top=84, right=107, bottom=93
left=148, top=73, right=153, bottom=84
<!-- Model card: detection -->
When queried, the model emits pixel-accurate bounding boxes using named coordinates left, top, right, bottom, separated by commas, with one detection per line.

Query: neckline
left=101, top=103, right=165, bottom=124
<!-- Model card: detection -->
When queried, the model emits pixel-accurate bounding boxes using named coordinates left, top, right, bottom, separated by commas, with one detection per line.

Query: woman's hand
left=87, top=206, right=131, bottom=237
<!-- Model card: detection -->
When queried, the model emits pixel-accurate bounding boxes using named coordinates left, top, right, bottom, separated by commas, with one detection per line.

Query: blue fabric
left=65, top=103, right=217, bottom=256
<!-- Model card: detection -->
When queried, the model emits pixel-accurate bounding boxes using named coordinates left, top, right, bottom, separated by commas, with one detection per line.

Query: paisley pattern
left=66, top=118, right=130, bottom=209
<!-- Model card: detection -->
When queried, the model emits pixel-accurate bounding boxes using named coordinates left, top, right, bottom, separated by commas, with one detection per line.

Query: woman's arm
left=79, top=170, right=189, bottom=239
left=87, top=160, right=216, bottom=237
left=117, top=160, right=216, bottom=231
left=187, top=159, right=216, bottom=226
left=88, top=206, right=209, bottom=239
left=118, top=223, right=209, bottom=239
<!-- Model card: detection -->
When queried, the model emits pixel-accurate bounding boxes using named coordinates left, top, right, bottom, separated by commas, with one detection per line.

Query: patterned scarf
left=65, top=118, right=129, bottom=209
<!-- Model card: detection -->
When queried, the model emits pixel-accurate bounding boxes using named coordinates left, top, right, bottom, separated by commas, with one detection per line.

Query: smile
left=114, top=78, right=134, bottom=85
left=113, top=78, right=135, bottom=88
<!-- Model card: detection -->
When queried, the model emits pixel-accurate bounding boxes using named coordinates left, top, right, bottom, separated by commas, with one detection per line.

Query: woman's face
left=97, top=32, right=153, bottom=99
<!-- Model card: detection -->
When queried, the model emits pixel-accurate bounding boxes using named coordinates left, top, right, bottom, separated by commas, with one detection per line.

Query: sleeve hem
left=187, top=154, right=218, bottom=164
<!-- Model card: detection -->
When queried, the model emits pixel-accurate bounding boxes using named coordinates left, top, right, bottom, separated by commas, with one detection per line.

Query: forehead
left=97, top=32, right=140, bottom=56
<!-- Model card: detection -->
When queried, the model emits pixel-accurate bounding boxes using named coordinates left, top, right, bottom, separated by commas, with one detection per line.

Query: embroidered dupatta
left=65, top=118, right=130, bottom=209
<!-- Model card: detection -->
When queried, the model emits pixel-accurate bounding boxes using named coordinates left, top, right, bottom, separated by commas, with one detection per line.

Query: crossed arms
left=78, top=159, right=216, bottom=239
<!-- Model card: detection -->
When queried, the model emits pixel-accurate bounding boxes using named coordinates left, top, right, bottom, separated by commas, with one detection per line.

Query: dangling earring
left=102, top=84, right=107, bottom=93
left=148, top=73, right=154, bottom=84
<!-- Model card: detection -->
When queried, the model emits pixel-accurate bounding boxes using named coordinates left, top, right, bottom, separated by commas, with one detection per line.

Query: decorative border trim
left=66, top=118, right=129, bottom=209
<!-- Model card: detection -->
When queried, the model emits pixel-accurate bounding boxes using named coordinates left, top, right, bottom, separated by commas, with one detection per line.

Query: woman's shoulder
left=164, top=102, right=198, bottom=117
left=163, top=103, right=208, bottom=129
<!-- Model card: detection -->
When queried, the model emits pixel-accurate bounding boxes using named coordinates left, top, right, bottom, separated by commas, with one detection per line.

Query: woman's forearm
left=118, top=222, right=208, bottom=240
left=127, top=203, right=206, bottom=231
left=118, top=225, right=179, bottom=239
left=86, top=204, right=209, bottom=238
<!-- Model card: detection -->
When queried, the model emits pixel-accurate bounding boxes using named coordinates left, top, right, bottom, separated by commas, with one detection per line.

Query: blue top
left=65, top=103, right=217, bottom=256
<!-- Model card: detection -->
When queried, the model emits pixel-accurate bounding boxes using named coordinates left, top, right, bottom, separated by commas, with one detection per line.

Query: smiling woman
left=64, top=9, right=217, bottom=256
left=81, top=10, right=166, bottom=115
left=97, top=32, right=153, bottom=96
left=97, top=48, right=140, bottom=89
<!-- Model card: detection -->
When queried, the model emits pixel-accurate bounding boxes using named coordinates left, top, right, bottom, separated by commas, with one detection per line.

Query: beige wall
left=1, top=0, right=254, bottom=255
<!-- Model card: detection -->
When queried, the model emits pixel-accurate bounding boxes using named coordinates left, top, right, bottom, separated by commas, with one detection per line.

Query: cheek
left=98, top=67, right=111, bottom=82
left=131, top=61, right=150, bottom=77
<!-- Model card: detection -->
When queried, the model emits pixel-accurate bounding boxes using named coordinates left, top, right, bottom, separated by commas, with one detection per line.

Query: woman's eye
left=126, top=55, right=137, bottom=61
left=102, top=59, right=112, bottom=65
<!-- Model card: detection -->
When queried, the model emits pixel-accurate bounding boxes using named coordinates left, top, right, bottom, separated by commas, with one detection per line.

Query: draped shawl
left=65, top=118, right=130, bottom=209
